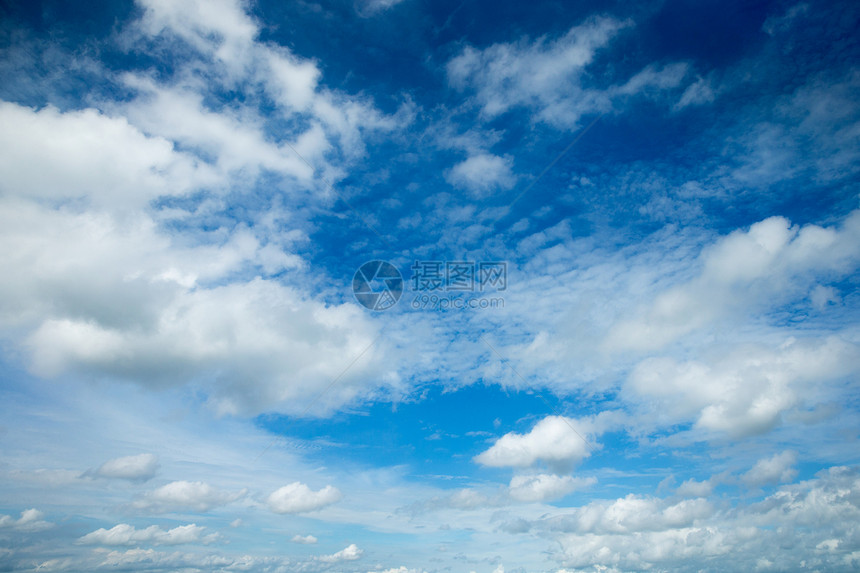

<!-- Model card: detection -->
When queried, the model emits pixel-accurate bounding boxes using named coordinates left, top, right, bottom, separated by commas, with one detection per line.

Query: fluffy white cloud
left=131, top=0, right=408, bottom=163
left=627, top=336, right=858, bottom=437
left=508, top=474, right=596, bottom=503
left=78, top=523, right=213, bottom=546
left=0, top=195, right=388, bottom=416
left=546, top=466, right=860, bottom=571
left=266, top=482, right=342, bottom=514
left=742, top=451, right=798, bottom=486
left=133, top=481, right=246, bottom=513
left=606, top=211, right=860, bottom=354
left=136, top=0, right=258, bottom=76
left=0, top=509, right=52, bottom=532
left=676, top=478, right=716, bottom=498
left=94, top=454, right=159, bottom=481
left=291, top=534, right=317, bottom=544
left=0, top=1, right=407, bottom=421
left=120, top=76, right=315, bottom=182
left=0, top=102, right=213, bottom=209
left=445, top=153, right=516, bottom=196
left=319, top=543, right=362, bottom=563
left=475, top=416, right=594, bottom=472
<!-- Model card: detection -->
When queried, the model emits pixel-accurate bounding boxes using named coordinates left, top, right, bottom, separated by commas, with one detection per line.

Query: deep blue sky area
left=1, top=0, right=859, bottom=571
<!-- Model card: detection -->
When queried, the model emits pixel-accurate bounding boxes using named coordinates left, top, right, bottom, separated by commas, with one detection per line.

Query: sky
left=0, top=0, right=859, bottom=571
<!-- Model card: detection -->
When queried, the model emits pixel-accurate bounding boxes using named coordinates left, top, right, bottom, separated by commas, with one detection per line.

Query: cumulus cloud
left=133, top=481, right=246, bottom=513
left=475, top=416, right=594, bottom=473
left=742, top=451, right=798, bottom=486
left=508, top=474, right=596, bottom=502
left=627, top=336, right=858, bottom=437
left=291, top=534, right=318, bottom=544
left=0, top=194, right=387, bottom=416
left=93, top=454, right=159, bottom=481
left=676, top=478, right=716, bottom=498
left=0, top=0, right=405, bottom=420
left=606, top=211, right=860, bottom=354
left=0, top=509, right=53, bottom=532
left=445, top=153, right=516, bottom=196
left=548, top=465, right=860, bottom=571
left=543, top=495, right=715, bottom=535
left=0, top=102, right=213, bottom=209
left=266, top=482, right=342, bottom=514
left=319, top=543, right=362, bottom=563
left=77, top=523, right=214, bottom=546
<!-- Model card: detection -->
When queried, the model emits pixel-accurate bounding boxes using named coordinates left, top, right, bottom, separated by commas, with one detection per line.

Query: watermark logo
left=353, top=260, right=506, bottom=311
left=353, top=260, right=403, bottom=311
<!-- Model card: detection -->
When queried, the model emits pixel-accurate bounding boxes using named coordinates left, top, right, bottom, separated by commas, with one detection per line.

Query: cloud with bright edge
left=266, top=482, right=342, bottom=514
left=319, top=543, right=362, bottom=563
left=0, top=509, right=52, bottom=532
left=133, top=481, right=246, bottom=513
left=475, top=415, right=594, bottom=472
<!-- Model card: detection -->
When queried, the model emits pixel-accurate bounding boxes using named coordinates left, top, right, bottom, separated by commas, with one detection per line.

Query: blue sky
left=0, top=0, right=859, bottom=571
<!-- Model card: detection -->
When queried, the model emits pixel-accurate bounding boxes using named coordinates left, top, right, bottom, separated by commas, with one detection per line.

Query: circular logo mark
left=353, top=260, right=403, bottom=311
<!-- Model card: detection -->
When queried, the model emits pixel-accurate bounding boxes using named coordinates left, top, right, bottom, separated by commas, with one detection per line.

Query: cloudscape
left=1, top=0, right=859, bottom=571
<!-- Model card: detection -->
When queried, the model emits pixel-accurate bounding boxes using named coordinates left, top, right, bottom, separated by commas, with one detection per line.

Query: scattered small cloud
left=291, top=534, right=318, bottom=544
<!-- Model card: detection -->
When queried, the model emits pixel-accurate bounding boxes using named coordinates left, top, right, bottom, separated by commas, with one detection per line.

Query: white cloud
left=291, top=534, right=318, bottom=544
left=447, top=17, right=626, bottom=125
left=78, top=523, right=214, bottom=546
left=133, top=481, right=246, bottom=513
left=319, top=543, right=362, bottom=563
left=616, top=63, right=688, bottom=96
left=120, top=76, right=315, bottom=182
left=676, top=478, right=715, bottom=498
left=743, top=451, right=798, bottom=486
left=136, top=0, right=258, bottom=77
left=0, top=195, right=388, bottom=416
left=447, top=17, right=689, bottom=127
left=675, top=76, right=716, bottom=110
left=606, top=211, right=860, bottom=353
left=445, top=153, right=516, bottom=196
left=94, top=453, right=159, bottom=481
left=266, top=482, right=342, bottom=514
left=0, top=102, right=213, bottom=209
left=0, top=508, right=53, bottom=532
left=356, top=0, right=407, bottom=17
left=627, top=336, right=858, bottom=437
left=130, top=0, right=409, bottom=164
left=475, top=416, right=594, bottom=472
left=508, top=474, right=596, bottom=502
